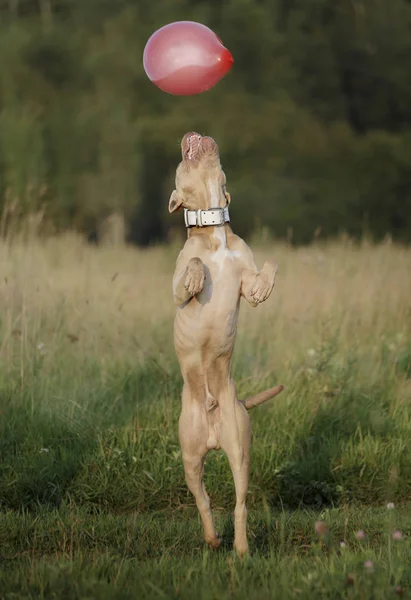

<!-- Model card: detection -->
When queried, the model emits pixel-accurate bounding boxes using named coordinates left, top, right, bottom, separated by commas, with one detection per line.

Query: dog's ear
left=224, top=190, right=231, bottom=205
left=168, top=190, right=184, bottom=213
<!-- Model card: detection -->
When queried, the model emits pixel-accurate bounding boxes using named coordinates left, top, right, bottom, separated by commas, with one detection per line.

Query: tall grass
left=0, top=235, right=410, bottom=598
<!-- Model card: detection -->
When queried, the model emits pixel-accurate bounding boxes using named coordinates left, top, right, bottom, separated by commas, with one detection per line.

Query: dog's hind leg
left=179, top=391, right=220, bottom=549
left=220, top=399, right=251, bottom=557
left=182, top=452, right=221, bottom=549
left=225, top=448, right=250, bottom=555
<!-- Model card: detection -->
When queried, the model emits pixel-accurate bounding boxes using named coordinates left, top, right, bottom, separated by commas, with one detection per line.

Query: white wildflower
left=364, top=560, right=374, bottom=572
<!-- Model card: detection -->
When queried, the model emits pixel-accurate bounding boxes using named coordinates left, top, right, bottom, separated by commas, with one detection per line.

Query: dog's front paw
left=250, top=261, right=277, bottom=304
left=250, top=273, right=270, bottom=304
left=184, top=257, right=205, bottom=296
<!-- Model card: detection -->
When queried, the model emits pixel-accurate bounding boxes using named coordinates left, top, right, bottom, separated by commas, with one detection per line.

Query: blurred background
left=0, top=0, right=411, bottom=246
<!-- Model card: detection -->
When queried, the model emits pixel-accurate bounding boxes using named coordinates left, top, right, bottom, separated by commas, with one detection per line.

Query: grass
left=0, top=233, right=411, bottom=598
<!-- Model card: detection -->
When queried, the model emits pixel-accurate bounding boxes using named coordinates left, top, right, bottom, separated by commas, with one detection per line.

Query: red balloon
left=143, top=21, right=234, bottom=96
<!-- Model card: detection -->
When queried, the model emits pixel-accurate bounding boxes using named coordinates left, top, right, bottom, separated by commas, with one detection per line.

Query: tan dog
left=169, top=132, right=283, bottom=556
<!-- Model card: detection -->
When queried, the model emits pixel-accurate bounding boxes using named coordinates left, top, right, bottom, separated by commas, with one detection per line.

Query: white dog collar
left=184, top=206, right=230, bottom=228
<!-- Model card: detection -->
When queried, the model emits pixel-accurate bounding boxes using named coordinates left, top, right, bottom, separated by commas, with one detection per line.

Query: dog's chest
left=209, top=229, right=241, bottom=275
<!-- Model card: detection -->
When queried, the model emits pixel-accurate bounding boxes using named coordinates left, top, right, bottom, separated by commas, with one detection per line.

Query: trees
left=0, top=0, right=410, bottom=244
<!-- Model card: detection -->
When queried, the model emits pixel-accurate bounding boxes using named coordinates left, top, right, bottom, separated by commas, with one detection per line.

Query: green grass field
left=1, top=235, right=411, bottom=599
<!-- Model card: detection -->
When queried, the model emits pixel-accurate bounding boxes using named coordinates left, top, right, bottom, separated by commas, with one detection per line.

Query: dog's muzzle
left=184, top=206, right=230, bottom=228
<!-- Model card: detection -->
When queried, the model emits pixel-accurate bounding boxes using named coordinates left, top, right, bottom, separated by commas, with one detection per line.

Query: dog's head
left=168, top=132, right=231, bottom=213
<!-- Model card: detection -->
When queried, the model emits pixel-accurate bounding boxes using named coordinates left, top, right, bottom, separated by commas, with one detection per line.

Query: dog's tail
left=242, top=385, right=284, bottom=410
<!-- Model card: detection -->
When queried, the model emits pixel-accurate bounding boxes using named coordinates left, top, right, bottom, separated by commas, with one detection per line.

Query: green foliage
left=0, top=236, right=410, bottom=597
left=2, top=506, right=411, bottom=599
left=1, top=317, right=410, bottom=514
left=0, top=1, right=411, bottom=243
left=1, top=332, right=411, bottom=598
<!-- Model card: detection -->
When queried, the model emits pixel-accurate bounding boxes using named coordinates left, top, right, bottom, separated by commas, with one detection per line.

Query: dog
left=169, top=132, right=283, bottom=556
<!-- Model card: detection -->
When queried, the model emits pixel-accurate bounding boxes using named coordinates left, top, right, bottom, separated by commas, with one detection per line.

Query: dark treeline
left=0, top=0, right=411, bottom=244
